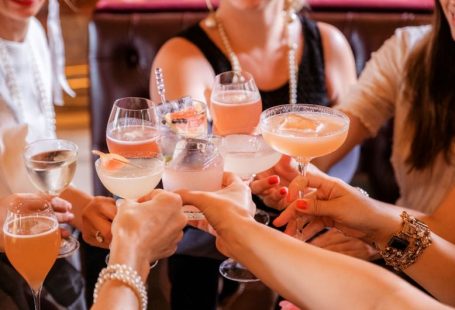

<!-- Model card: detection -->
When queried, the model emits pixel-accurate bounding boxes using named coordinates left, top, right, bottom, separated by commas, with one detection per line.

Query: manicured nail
left=279, top=187, right=288, bottom=196
left=268, top=176, right=279, bottom=185
left=297, top=200, right=307, bottom=210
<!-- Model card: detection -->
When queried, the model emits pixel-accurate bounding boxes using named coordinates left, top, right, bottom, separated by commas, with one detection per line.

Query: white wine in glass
left=24, top=139, right=79, bottom=258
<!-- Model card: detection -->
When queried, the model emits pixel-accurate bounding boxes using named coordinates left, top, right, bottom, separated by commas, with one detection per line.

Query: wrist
left=109, top=232, right=150, bottom=281
left=369, top=205, right=403, bottom=249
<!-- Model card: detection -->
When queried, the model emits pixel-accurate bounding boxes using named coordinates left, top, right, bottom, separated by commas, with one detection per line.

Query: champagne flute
left=3, top=199, right=60, bottom=310
left=23, top=139, right=79, bottom=257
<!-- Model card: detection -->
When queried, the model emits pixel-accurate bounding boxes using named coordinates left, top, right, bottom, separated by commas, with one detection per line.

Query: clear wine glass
left=162, top=136, right=224, bottom=220
left=210, top=71, right=262, bottom=135
left=260, top=104, right=350, bottom=196
left=23, top=139, right=79, bottom=257
left=106, top=97, right=161, bottom=158
left=3, top=198, right=60, bottom=310
left=217, top=134, right=280, bottom=282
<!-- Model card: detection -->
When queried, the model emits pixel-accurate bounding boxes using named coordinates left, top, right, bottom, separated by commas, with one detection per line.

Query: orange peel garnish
left=92, top=150, right=129, bottom=171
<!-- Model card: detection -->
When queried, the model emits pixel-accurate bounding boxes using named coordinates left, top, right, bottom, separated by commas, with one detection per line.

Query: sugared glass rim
left=259, top=103, right=350, bottom=136
left=24, top=139, right=78, bottom=164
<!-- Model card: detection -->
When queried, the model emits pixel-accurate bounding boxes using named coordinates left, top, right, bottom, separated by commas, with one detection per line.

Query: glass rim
left=113, top=97, right=156, bottom=112
left=155, top=97, right=207, bottom=115
left=214, top=70, right=254, bottom=85
left=24, top=139, right=79, bottom=163
left=95, top=154, right=164, bottom=170
left=259, top=103, right=350, bottom=135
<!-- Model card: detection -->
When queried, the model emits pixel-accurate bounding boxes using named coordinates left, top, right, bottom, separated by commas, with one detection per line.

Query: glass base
left=219, top=258, right=260, bottom=283
left=58, top=235, right=80, bottom=258
left=254, top=210, right=270, bottom=225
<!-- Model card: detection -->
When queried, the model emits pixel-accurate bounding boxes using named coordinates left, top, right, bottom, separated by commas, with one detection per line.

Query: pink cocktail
left=260, top=104, right=349, bottom=188
left=107, top=125, right=160, bottom=157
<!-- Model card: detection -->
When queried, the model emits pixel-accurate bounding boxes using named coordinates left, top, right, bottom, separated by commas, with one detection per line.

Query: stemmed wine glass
left=3, top=198, right=61, bottom=310
left=260, top=104, right=350, bottom=192
left=23, top=139, right=79, bottom=257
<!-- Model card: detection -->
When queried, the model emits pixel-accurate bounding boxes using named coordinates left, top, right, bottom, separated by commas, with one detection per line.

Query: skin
left=91, top=190, right=187, bottom=310
left=178, top=172, right=452, bottom=309
left=440, top=0, right=455, bottom=40
left=0, top=0, right=45, bottom=41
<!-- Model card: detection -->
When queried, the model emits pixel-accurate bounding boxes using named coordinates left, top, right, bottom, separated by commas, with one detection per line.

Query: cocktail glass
left=210, top=71, right=262, bottom=135
left=162, top=136, right=224, bottom=220
left=3, top=198, right=60, bottom=310
left=106, top=97, right=161, bottom=158
left=23, top=139, right=79, bottom=258
left=95, top=152, right=165, bottom=266
left=260, top=103, right=350, bottom=195
left=217, top=134, right=281, bottom=282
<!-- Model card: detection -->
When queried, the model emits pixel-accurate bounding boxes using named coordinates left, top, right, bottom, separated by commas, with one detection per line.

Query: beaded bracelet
left=93, top=264, right=148, bottom=310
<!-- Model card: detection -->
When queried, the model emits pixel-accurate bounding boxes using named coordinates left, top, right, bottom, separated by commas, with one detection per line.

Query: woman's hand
left=176, top=172, right=256, bottom=256
left=81, top=196, right=117, bottom=249
left=0, top=193, right=74, bottom=251
left=112, top=190, right=187, bottom=264
left=273, top=171, right=401, bottom=247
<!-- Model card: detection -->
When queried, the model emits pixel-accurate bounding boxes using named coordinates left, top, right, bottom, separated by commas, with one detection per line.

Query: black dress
left=166, top=16, right=339, bottom=310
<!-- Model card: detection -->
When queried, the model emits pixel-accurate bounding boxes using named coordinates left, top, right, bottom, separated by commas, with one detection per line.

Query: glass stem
left=32, top=286, right=42, bottom=310
left=297, top=161, right=309, bottom=199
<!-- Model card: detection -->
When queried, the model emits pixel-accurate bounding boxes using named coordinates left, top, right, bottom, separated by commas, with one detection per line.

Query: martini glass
left=3, top=200, right=60, bottom=310
left=218, top=134, right=281, bottom=282
left=23, top=139, right=79, bottom=258
left=260, top=104, right=350, bottom=196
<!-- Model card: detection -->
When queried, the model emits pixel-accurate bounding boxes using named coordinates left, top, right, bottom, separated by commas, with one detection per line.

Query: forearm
left=221, top=218, right=434, bottom=309
left=91, top=234, right=150, bottom=310
left=60, top=186, right=92, bottom=231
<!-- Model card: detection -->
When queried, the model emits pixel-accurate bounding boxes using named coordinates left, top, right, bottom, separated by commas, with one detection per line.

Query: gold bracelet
left=379, top=211, right=432, bottom=272
left=93, top=264, right=147, bottom=310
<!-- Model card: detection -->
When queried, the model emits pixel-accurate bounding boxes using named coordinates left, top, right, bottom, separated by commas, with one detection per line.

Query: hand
left=0, top=193, right=73, bottom=251
left=114, top=190, right=187, bottom=263
left=250, top=175, right=288, bottom=211
left=279, top=300, right=301, bottom=310
left=273, top=171, right=401, bottom=246
left=81, top=196, right=116, bottom=249
left=176, top=172, right=256, bottom=256
left=255, top=155, right=298, bottom=188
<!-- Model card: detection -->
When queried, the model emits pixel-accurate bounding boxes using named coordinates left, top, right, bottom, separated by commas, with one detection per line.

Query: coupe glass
left=3, top=199, right=60, bottom=310
left=162, top=136, right=224, bottom=220
left=210, top=71, right=262, bottom=135
left=217, top=134, right=280, bottom=282
left=23, top=139, right=79, bottom=257
left=260, top=104, right=350, bottom=196
left=106, top=97, right=160, bottom=158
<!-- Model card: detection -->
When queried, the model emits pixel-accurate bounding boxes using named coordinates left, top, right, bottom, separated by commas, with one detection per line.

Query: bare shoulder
left=317, top=22, right=351, bottom=53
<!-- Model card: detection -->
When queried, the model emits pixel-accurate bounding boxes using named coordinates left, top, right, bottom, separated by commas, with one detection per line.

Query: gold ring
left=95, top=231, right=104, bottom=244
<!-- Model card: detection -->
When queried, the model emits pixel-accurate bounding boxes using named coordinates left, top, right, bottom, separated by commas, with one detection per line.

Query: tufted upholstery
left=88, top=1, right=432, bottom=201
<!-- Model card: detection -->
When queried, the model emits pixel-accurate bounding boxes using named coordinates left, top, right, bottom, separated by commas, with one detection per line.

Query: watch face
left=388, top=236, right=409, bottom=251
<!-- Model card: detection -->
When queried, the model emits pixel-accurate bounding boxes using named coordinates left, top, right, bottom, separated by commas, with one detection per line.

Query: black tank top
left=178, top=15, right=330, bottom=109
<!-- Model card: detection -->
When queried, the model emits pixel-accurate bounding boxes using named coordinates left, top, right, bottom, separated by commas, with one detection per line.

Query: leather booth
left=88, top=0, right=433, bottom=202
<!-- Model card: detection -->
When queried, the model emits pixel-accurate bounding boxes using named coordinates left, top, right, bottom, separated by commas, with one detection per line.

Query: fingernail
left=297, top=200, right=307, bottom=210
left=268, top=176, right=279, bottom=185
left=279, top=187, right=288, bottom=196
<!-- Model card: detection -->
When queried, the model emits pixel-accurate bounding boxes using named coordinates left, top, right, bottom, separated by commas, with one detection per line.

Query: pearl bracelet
left=93, top=264, right=148, bottom=310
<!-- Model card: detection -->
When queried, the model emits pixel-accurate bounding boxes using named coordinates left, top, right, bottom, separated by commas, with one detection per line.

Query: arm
left=92, top=191, right=187, bottom=310
left=178, top=175, right=447, bottom=309
left=150, top=37, right=214, bottom=102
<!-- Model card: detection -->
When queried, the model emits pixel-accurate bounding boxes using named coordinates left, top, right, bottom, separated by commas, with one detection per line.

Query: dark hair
left=404, top=0, right=455, bottom=171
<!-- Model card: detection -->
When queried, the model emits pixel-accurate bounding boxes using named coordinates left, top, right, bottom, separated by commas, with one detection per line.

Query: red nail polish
left=279, top=187, right=288, bottom=196
left=268, top=176, right=279, bottom=185
left=297, top=200, right=307, bottom=210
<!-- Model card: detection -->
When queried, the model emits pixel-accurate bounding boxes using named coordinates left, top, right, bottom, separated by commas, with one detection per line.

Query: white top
left=0, top=18, right=55, bottom=196
left=338, top=25, right=455, bottom=214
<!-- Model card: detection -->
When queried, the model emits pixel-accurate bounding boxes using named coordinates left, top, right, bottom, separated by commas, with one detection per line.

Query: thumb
left=176, top=190, right=213, bottom=213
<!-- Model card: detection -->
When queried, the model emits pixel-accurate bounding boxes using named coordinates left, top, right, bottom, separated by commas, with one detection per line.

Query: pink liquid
left=262, top=113, right=348, bottom=161
left=106, top=125, right=160, bottom=157
left=211, top=90, right=262, bottom=135
left=162, top=163, right=224, bottom=192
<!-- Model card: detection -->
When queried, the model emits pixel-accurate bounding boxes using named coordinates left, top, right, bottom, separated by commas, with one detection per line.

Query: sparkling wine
left=4, top=216, right=60, bottom=291
left=106, top=125, right=160, bottom=157
left=211, top=90, right=262, bottom=135
left=25, top=150, right=77, bottom=195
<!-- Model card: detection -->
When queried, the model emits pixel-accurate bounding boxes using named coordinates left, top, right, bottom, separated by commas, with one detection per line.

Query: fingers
left=50, top=197, right=72, bottom=212
left=250, top=175, right=280, bottom=195
left=137, top=189, right=166, bottom=203
left=261, top=187, right=288, bottom=210
left=176, top=190, right=212, bottom=213
left=55, top=210, right=75, bottom=223
left=221, top=172, right=240, bottom=187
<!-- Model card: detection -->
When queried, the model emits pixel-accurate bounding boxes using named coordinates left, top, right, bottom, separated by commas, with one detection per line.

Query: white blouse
left=338, top=25, right=455, bottom=214
left=0, top=18, right=55, bottom=196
